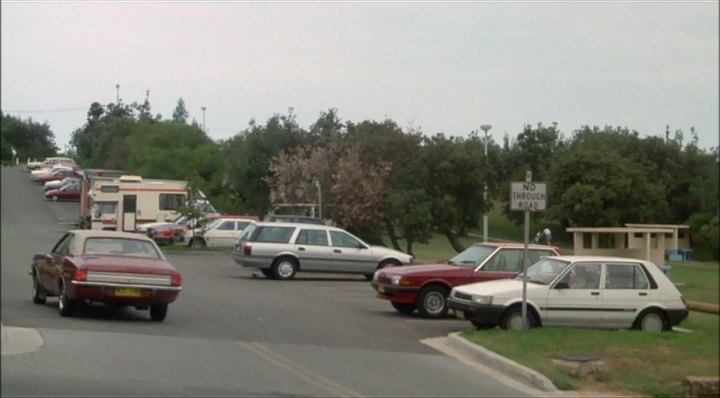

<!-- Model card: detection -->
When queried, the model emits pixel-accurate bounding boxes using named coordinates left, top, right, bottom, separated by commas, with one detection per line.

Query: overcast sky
left=2, top=1, right=718, bottom=152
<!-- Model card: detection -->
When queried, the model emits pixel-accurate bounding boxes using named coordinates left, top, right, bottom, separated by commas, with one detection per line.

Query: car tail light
left=74, top=269, right=87, bottom=282
left=171, top=273, right=183, bottom=287
left=244, top=245, right=252, bottom=256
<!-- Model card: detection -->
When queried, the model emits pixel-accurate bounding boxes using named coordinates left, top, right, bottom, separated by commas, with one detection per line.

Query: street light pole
left=115, top=84, right=120, bottom=103
left=480, top=124, right=492, bottom=243
left=315, top=180, right=322, bottom=220
left=201, top=107, right=207, bottom=132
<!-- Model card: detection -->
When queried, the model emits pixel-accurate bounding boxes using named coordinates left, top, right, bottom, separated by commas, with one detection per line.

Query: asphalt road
left=1, top=166, right=544, bottom=397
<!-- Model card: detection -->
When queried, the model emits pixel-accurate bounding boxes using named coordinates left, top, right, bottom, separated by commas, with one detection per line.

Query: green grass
left=666, top=261, right=719, bottom=306
left=398, top=211, right=718, bottom=396
left=461, top=313, right=719, bottom=396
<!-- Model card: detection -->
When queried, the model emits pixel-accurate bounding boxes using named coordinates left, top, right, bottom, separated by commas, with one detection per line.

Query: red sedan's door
left=42, top=233, right=74, bottom=294
left=472, top=248, right=556, bottom=283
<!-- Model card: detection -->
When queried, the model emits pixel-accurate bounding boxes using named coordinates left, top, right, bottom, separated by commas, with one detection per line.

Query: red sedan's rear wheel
left=52, top=195, right=58, bottom=202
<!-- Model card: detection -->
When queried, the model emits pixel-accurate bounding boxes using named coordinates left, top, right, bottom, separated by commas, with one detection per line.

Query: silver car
left=232, top=222, right=414, bottom=280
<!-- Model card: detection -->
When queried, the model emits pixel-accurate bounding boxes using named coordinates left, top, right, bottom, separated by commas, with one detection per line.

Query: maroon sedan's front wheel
left=32, top=272, right=47, bottom=304
left=52, top=195, right=58, bottom=202
left=150, top=303, right=168, bottom=321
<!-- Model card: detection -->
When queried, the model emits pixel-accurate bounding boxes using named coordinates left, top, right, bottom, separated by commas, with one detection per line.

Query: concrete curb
left=1, top=321, right=44, bottom=356
left=447, top=332, right=558, bottom=392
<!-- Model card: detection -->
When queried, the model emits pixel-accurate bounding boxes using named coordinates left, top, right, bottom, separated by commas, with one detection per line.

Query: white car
left=232, top=222, right=414, bottom=280
left=186, top=217, right=257, bottom=248
left=448, top=255, right=688, bottom=332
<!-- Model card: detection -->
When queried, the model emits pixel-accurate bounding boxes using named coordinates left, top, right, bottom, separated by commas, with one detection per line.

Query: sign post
left=510, top=172, right=547, bottom=337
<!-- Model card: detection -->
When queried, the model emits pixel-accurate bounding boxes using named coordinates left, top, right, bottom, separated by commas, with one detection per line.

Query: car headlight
left=390, top=274, right=403, bottom=286
left=471, top=295, right=493, bottom=305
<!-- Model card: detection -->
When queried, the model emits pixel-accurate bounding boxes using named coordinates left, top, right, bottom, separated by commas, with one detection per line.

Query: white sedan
left=448, top=255, right=688, bottom=332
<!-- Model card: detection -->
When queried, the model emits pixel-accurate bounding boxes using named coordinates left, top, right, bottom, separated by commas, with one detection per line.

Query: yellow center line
left=237, top=341, right=362, bottom=397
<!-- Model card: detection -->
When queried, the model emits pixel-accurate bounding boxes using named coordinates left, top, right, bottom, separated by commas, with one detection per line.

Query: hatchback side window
left=217, top=221, right=235, bottom=230
left=330, top=231, right=363, bottom=248
left=605, top=263, right=649, bottom=289
left=296, top=229, right=329, bottom=246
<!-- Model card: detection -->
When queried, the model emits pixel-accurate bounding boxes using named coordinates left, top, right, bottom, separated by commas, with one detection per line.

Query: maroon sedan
left=30, top=230, right=182, bottom=321
left=371, top=242, right=563, bottom=318
left=45, top=183, right=81, bottom=201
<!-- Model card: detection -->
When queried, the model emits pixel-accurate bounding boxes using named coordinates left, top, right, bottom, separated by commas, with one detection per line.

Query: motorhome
left=78, top=169, right=129, bottom=229
left=90, top=175, right=189, bottom=232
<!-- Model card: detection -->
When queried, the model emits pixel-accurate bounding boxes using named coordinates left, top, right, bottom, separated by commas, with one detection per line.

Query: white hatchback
left=448, top=255, right=688, bottom=332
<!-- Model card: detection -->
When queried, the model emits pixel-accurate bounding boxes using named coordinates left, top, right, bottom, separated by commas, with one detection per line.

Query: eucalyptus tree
left=0, top=112, right=58, bottom=161
left=222, top=111, right=309, bottom=216
left=423, top=132, right=488, bottom=252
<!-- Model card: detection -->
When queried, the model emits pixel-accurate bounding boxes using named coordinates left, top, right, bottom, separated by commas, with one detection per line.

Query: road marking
left=237, top=341, right=362, bottom=397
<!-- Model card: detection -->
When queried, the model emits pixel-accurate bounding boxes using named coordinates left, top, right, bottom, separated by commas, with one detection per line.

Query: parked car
left=45, top=183, right=81, bottom=201
left=447, top=255, right=689, bottom=332
left=371, top=242, right=563, bottom=318
left=35, top=167, right=80, bottom=183
left=44, top=176, right=81, bottom=192
left=264, top=214, right=324, bottom=225
left=232, top=222, right=414, bottom=280
left=139, top=223, right=188, bottom=245
left=30, top=230, right=183, bottom=321
left=31, top=164, right=75, bottom=181
left=183, top=215, right=261, bottom=247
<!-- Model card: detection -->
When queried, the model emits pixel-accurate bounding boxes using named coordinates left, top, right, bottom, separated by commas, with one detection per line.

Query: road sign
left=510, top=181, right=547, bottom=211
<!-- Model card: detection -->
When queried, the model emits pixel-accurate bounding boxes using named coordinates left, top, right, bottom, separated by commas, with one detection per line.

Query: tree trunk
left=441, top=223, right=466, bottom=253
left=405, top=240, right=414, bottom=258
left=384, top=217, right=403, bottom=252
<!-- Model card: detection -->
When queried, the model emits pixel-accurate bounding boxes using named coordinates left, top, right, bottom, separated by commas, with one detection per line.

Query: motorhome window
left=159, top=194, right=185, bottom=210
left=101, top=186, right=119, bottom=193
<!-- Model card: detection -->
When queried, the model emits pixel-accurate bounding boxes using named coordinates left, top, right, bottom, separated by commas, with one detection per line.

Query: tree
left=172, top=98, right=189, bottom=124
left=423, top=133, right=489, bottom=252
left=222, top=111, right=309, bottom=215
left=1, top=111, right=58, bottom=161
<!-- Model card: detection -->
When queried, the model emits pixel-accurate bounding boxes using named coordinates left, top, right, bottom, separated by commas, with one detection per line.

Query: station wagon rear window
left=250, top=226, right=295, bottom=243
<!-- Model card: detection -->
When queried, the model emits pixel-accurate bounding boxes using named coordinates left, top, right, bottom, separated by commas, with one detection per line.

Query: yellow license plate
left=455, top=310, right=464, bottom=319
left=378, top=285, right=385, bottom=293
left=114, top=288, right=141, bottom=297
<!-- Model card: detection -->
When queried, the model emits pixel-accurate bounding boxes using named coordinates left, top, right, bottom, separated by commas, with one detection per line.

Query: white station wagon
left=232, top=222, right=414, bottom=280
left=448, top=255, right=689, bottom=332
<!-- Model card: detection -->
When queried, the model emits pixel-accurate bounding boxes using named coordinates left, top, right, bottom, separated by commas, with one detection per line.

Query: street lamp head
left=480, top=124, right=492, bottom=133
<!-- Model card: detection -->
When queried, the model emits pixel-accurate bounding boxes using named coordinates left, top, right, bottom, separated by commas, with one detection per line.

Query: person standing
left=543, top=228, right=552, bottom=245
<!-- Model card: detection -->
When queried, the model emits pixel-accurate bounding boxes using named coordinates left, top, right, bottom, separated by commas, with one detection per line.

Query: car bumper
left=231, top=252, right=271, bottom=270
left=667, top=308, right=689, bottom=326
left=447, top=297, right=506, bottom=326
left=370, top=282, right=419, bottom=304
left=70, top=281, right=181, bottom=305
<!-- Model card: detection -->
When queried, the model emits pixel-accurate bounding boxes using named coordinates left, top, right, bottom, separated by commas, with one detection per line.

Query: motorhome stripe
left=117, top=188, right=187, bottom=193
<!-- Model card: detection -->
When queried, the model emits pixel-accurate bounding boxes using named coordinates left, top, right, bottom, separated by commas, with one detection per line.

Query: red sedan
left=45, top=184, right=81, bottom=201
left=30, top=230, right=183, bottom=321
left=371, top=242, right=564, bottom=318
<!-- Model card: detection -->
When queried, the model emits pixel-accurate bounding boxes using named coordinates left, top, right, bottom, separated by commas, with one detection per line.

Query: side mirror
left=555, top=281, right=569, bottom=289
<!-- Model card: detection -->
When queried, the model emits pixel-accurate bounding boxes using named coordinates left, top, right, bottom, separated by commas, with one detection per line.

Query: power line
left=3, top=107, right=87, bottom=114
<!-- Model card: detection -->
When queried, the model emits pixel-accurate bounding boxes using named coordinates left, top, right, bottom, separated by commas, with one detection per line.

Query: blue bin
left=679, top=249, right=694, bottom=261
left=667, top=253, right=683, bottom=262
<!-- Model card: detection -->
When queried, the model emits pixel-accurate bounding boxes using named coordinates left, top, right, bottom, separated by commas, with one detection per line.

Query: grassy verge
left=666, top=261, right=719, bottom=306
left=461, top=311, right=719, bottom=396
